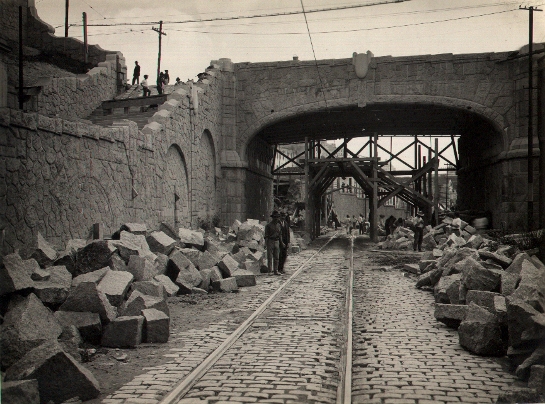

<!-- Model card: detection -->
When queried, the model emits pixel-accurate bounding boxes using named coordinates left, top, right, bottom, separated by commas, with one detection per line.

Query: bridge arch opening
left=163, top=144, right=190, bottom=228
left=245, top=101, right=506, bottom=233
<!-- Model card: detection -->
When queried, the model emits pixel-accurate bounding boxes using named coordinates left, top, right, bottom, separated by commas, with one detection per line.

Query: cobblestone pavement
left=102, top=239, right=342, bottom=404
left=351, top=237, right=519, bottom=404
left=103, top=235, right=521, bottom=404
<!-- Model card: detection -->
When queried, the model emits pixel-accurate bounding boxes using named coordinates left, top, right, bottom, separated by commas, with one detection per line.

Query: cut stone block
left=74, top=241, right=117, bottom=277
left=511, top=259, right=545, bottom=312
left=0, top=253, right=35, bottom=295
left=1, top=379, right=40, bottom=404
left=494, top=295, right=508, bottom=323
left=507, top=297, right=544, bottom=348
left=180, top=248, right=202, bottom=267
left=458, top=302, right=505, bottom=356
left=109, top=253, right=127, bottom=272
left=528, top=364, right=545, bottom=394
left=97, top=270, right=134, bottom=307
left=154, top=274, right=179, bottom=296
left=31, top=268, right=50, bottom=281
left=211, top=277, right=238, bottom=292
left=31, top=232, right=58, bottom=268
left=146, top=231, right=176, bottom=255
left=209, top=266, right=223, bottom=282
left=153, top=253, right=169, bottom=275
left=120, top=231, right=155, bottom=260
left=478, top=250, right=512, bottom=269
left=111, top=239, right=141, bottom=263
left=460, top=257, right=502, bottom=292
left=496, top=388, right=542, bottom=404
left=434, top=303, right=468, bottom=328
left=119, top=222, right=147, bottom=235
left=415, top=268, right=442, bottom=288
left=127, top=255, right=157, bottom=281
left=167, top=249, right=202, bottom=290
left=178, top=228, right=204, bottom=249
left=1, top=293, right=63, bottom=368
left=54, top=239, right=86, bottom=273
left=232, top=269, right=256, bottom=287
left=33, top=265, right=72, bottom=305
left=59, top=282, right=117, bottom=324
left=4, top=340, right=101, bottom=403
left=197, top=250, right=220, bottom=270
left=217, top=254, right=239, bottom=278
left=434, top=274, right=460, bottom=304
left=464, top=234, right=483, bottom=249
left=58, top=325, right=83, bottom=362
left=465, top=290, right=501, bottom=313
left=119, top=290, right=169, bottom=317
left=199, top=268, right=212, bottom=291
left=53, top=311, right=102, bottom=345
left=403, top=263, right=420, bottom=274
left=142, top=308, right=169, bottom=343
left=244, top=260, right=263, bottom=275
left=516, top=342, right=545, bottom=380
left=101, top=315, right=144, bottom=348
left=129, top=280, right=167, bottom=300
left=72, top=267, right=110, bottom=288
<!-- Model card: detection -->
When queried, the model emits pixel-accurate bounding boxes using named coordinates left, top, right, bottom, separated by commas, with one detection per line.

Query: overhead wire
left=299, top=0, right=328, bottom=108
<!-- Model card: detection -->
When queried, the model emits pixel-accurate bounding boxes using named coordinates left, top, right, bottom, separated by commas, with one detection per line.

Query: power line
left=73, top=0, right=410, bottom=27
left=299, top=0, right=328, bottom=108
left=78, top=0, right=107, bottom=19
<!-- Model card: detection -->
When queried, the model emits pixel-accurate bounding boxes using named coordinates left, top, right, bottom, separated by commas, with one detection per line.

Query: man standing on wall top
left=141, top=75, right=151, bottom=97
left=132, top=61, right=140, bottom=85
left=264, top=210, right=283, bottom=276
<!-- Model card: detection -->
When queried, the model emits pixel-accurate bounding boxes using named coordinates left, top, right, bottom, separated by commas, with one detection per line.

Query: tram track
left=159, top=232, right=347, bottom=404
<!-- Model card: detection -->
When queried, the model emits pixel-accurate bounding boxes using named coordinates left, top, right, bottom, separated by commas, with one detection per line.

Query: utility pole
left=520, top=5, right=543, bottom=231
left=82, top=12, right=88, bottom=64
left=65, top=0, right=69, bottom=37
left=152, top=21, right=166, bottom=88
left=18, top=6, right=24, bottom=110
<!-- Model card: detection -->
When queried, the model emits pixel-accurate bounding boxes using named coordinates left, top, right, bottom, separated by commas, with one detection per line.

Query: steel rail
left=337, top=234, right=354, bottom=404
left=158, top=232, right=339, bottom=404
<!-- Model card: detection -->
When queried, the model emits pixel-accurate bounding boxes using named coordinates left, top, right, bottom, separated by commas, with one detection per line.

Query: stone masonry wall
left=0, top=62, right=230, bottom=253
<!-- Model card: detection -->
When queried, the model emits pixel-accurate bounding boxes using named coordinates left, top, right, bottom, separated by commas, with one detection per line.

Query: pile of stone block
left=0, top=220, right=271, bottom=403
left=378, top=216, right=479, bottom=251
left=412, top=230, right=545, bottom=399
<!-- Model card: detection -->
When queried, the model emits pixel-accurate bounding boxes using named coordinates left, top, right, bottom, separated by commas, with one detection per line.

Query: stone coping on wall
left=0, top=107, right=151, bottom=151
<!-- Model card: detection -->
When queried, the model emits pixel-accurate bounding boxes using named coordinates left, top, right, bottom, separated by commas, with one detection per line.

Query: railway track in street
left=104, top=233, right=519, bottom=404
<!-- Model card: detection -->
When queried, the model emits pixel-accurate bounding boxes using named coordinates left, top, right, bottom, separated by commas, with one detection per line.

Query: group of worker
left=132, top=61, right=177, bottom=97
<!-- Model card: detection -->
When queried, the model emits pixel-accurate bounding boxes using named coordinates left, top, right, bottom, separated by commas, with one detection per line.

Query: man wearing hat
left=278, top=211, right=290, bottom=274
left=264, top=210, right=283, bottom=275
left=413, top=210, right=425, bottom=252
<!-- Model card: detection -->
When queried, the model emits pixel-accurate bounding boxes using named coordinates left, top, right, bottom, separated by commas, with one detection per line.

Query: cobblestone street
left=351, top=237, right=519, bottom=404
left=102, top=235, right=521, bottom=404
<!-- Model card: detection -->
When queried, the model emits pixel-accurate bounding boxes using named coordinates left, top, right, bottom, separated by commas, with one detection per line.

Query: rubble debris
left=31, top=232, right=58, bottom=268
left=146, top=231, right=176, bottom=255
left=97, top=270, right=134, bottom=307
left=4, top=340, right=101, bottom=403
left=32, top=265, right=72, bottom=305
left=434, top=303, right=468, bottom=328
left=142, top=308, right=169, bottom=343
left=101, top=315, right=144, bottom=348
left=154, top=274, right=179, bottom=296
left=1, top=379, right=40, bottom=404
left=129, top=280, right=167, bottom=300
left=58, top=325, right=84, bottom=362
left=60, top=282, right=117, bottom=324
left=232, top=269, right=257, bottom=287
left=0, top=253, right=35, bottom=295
left=178, top=228, right=204, bottom=249
left=458, top=302, right=505, bottom=356
left=217, top=254, right=239, bottom=278
left=127, top=255, right=157, bottom=281
left=53, top=311, right=102, bottom=345
left=119, top=290, right=169, bottom=317
left=212, top=277, right=238, bottom=292
left=71, top=267, right=110, bottom=288
left=73, top=241, right=117, bottom=277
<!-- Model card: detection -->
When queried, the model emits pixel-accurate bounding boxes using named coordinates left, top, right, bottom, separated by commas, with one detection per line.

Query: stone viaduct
left=0, top=0, right=543, bottom=253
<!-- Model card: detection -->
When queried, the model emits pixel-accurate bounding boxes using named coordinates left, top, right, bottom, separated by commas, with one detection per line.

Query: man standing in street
left=132, top=61, right=140, bottom=85
left=278, top=211, right=290, bottom=274
left=264, top=210, right=283, bottom=275
left=413, top=210, right=425, bottom=252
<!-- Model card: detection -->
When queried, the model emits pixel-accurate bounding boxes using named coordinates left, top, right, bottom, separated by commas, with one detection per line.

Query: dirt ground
left=84, top=290, right=259, bottom=404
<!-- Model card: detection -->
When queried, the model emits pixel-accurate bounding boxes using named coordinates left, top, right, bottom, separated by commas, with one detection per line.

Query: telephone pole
left=520, top=5, right=542, bottom=231
left=82, top=12, right=88, bottom=64
left=65, top=0, right=69, bottom=37
left=152, top=21, right=166, bottom=87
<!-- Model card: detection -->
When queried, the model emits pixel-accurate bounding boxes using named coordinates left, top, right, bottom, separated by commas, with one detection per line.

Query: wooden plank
left=349, top=161, right=374, bottom=192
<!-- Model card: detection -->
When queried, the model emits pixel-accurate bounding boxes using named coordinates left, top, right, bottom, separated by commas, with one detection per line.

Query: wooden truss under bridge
left=271, top=135, right=457, bottom=242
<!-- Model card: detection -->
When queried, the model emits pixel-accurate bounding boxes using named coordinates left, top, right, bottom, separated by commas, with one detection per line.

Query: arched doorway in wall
left=197, top=130, right=217, bottom=222
left=163, top=144, right=189, bottom=229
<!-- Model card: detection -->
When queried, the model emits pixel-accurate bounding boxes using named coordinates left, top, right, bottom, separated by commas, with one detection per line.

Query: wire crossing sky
left=36, top=0, right=545, bottom=84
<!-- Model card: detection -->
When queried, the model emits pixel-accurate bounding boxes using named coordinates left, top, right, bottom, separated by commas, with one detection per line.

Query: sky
left=34, top=0, right=545, bottom=168
left=35, top=0, right=545, bottom=84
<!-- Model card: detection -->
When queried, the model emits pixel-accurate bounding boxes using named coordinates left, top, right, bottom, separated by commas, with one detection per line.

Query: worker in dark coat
left=264, top=210, right=283, bottom=275
left=278, top=211, right=290, bottom=274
